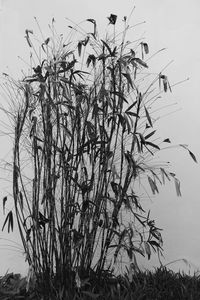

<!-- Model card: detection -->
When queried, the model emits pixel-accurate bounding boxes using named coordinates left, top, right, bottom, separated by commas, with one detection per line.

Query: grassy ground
left=0, top=267, right=200, bottom=300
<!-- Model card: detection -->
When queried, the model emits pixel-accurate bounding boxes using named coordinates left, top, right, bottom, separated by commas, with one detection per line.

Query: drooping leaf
left=3, top=196, right=7, bottom=215
left=122, top=72, right=133, bottom=89
left=78, top=41, right=82, bottom=56
left=174, top=177, right=181, bottom=197
left=180, top=144, right=197, bottom=163
left=139, top=133, right=146, bottom=145
left=144, top=106, right=153, bottom=127
left=108, top=14, right=117, bottom=25
left=9, top=211, right=14, bottom=232
left=189, top=150, right=197, bottom=163
left=2, top=210, right=13, bottom=233
left=142, top=42, right=149, bottom=54
left=101, top=40, right=113, bottom=56
left=134, top=58, right=148, bottom=68
left=19, top=191, right=23, bottom=210
left=160, top=168, right=171, bottom=184
left=159, top=74, right=171, bottom=92
left=117, top=113, right=128, bottom=132
left=144, top=241, right=151, bottom=260
left=86, top=54, right=96, bottom=67
left=25, top=35, right=32, bottom=47
left=134, top=134, right=141, bottom=153
left=150, top=170, right=162, bottom=185
left=168, top=80, right=172, bottom=92
left=148, top=240, right=161, bottom=249
left=148, top=176, right=159, bottom=194
left=163, top=77, right=168, bottom=92
left=123, top=113, right=132, bottom=133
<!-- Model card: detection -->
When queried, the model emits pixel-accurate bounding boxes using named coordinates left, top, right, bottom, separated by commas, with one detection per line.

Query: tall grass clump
left=1, top=14, right=197, bottom=299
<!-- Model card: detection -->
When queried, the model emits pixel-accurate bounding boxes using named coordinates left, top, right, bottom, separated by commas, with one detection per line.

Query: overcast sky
left=0, top=0, right=200, bottom=276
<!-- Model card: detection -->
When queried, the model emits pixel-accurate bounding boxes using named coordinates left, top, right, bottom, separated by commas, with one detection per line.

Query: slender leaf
left=125, top=111, right=139, bottom=117
left=148, top=176, right=159, bottom=194
left=145, top=130, right=156, bottom=140
left=2, top=211, right=13, bottom=233
left=144, top=106, right=153, bottom=127
left=19, top=191, right=23, bottom=210
left=144, top=241, right=151, bottom=260
left=3, top=196, right=7, bottom=215
left=149, top=240, right=161, bottom=249
left=78, top=41, right=82, bottom=56
left=125, top=100, right=137, bottom=112
left=160, top=168, right=171, bottom=184
left=180, top=144, right=197, bottom=163
left=134, top=57, right=148, bottom=68
left=110, top=91, right=128, bottom=103
left=142, top=42, right=149, bottom=54
left=150, top=170, right=162, bottom=185
left=145, top=141, right=160, bottom=150
left=174, top=177, right=181, bottom=197
left=122, top=72, right=133, bottom=89
left=101, top=40, right=113, bottom=56
left=86, top=54, right=96, bottom=67
left=189, top=150, right=197, bottom=163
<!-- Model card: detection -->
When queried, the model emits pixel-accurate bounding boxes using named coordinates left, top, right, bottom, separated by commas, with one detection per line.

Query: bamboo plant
left=1, top=14, right=197, bottom=299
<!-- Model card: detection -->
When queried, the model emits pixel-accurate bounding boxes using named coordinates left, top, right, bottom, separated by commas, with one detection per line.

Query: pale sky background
left=0, top=0, right=200, bottom=276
